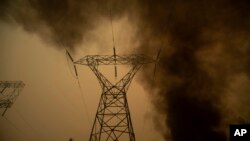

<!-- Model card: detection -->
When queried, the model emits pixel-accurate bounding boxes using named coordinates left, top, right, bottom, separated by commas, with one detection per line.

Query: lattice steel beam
left=75, top=54, right=154, bottom=141
left=75, top=55, right=155, bottom=66
left=0, top=81, right=25, bottom=116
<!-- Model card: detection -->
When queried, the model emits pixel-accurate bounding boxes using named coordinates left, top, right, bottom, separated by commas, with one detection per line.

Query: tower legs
left=89, top=87, right=135, bottom=141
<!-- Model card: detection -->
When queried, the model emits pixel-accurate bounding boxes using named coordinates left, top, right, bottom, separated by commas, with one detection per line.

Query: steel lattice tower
left=74, top=54, right=155, bottom=141
left=0, top=81, right=25, bottom=116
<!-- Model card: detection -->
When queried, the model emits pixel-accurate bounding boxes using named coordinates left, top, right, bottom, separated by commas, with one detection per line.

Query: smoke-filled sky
left=1, top=0, right=250, bottom=141
left=0, top=12, right=161, bottom=141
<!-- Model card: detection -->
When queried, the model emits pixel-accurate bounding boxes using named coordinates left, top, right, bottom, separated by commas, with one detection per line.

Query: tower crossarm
left=0, top=81, right=25, bottom=116
left=0, top=81, right=25, bottom=107
left=74, top=54, right=155, bottom=66
left=0, top=81, right=25, bottom=89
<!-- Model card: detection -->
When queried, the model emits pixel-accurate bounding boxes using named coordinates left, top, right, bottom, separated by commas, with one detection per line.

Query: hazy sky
left=0, top=16, right=163, bottom=141
left=1, top=1, right=250, bottom=141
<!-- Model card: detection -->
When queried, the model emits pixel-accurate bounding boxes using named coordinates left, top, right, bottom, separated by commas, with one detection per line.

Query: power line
left=3, top=115, right=32, bottom=141
left=12, top=106, right=45, bottom=141
left=77, top=75, right=92, bottom=127
left=109, top=8, right=116, bottom=50
left=64, top=48, right=92, bottom=127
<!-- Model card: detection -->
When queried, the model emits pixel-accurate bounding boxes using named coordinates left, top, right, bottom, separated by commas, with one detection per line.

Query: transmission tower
left=0, top=81, right=25, bottom=116
left=70, top=52, right=155, bottom=141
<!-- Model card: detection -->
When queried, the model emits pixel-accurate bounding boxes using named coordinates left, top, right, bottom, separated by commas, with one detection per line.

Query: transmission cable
left=3, top=115, right=32, bottom=141
left=62, top=44, right=92, bottom=127
left=110, top=8, right=116, bottom=50
left=76, top=74, right=92, bottom=127
left=12, top=106, right=45, bottom=141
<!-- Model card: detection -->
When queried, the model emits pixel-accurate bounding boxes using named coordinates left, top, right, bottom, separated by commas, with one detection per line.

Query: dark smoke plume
left=134, top=0, right=250, bottom=141
left=1, top=0, right=250, bottom=141
left=0, top=0, right=131, bottom=50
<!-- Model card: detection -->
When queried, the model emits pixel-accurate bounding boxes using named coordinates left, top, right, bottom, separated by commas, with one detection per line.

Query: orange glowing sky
left=0, top=16, right=163, bottom=141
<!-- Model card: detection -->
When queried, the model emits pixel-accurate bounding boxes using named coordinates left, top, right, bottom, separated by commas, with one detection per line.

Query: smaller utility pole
left=0, top=81, right=25, bottom=116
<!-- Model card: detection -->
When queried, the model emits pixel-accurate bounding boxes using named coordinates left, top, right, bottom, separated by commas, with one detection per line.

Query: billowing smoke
left=0, top=0, right=131, bottom=51
left=133, top=0, right=250, bottom=141
left=1, top=0, right=250, bottom=141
